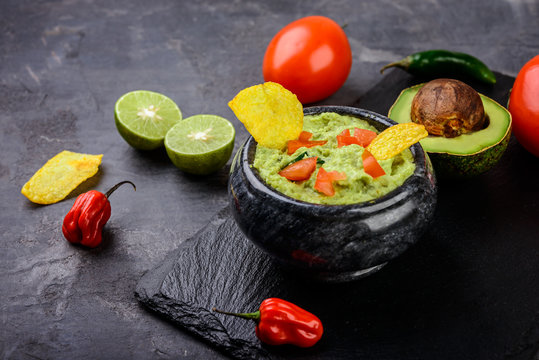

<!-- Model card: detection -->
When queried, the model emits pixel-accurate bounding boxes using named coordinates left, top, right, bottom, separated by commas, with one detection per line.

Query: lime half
left=115, top=90, right=182, bottom=150
left=165, top=115, right=235, bottom=175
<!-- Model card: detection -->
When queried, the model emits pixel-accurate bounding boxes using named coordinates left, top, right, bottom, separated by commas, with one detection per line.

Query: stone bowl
left=228, top=106, right=437, bottom=282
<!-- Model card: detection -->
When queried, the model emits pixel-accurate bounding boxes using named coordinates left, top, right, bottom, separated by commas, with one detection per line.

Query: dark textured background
left=135, top=70, right=539, bottom=360
left=1, top=1, right=538, bottom=359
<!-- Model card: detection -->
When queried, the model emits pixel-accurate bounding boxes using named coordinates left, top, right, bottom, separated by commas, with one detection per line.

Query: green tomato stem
left=212, top=307, right=260, bottom=322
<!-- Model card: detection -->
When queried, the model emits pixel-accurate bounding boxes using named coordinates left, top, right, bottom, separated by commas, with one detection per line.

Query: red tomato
left=353, top=128, right=377, bottom=147
left=362, top=150, right=385, bottom=179
left=509, top=54, right=539, bottom=157
left=337, top=128, right=377, bottom=148
left=336, top=133, right=357, bottom=148
left=287, top=131, right=327, bottom=154
left=279, top=157, right=317, bottom=181
left=314, top=167, right=346, bottom=196
left=298, top=131, right=313, bottom=142
left=263, top=16, right=352, bottom=104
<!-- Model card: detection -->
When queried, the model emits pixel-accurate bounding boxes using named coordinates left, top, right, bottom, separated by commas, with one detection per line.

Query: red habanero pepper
left=213, top=298, right=323, bottom=348
left=62, top=181, right=136, bottom=248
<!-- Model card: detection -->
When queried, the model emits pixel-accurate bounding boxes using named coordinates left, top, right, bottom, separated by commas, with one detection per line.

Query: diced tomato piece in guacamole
left=362, top=149, right=386, bottom=178
left=287, top=131, right=328, bottom=154
left=279, top=157, right=318, bottom=181
left=337, top=128, right=377, bottom=148
left=314, top=167, right=346, bottom=196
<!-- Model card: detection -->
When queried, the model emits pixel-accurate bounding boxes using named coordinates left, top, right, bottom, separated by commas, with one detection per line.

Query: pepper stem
left=380, top=57, right=410, bottom=74
left=212, top=307, right=260, bottom=322
left=105, top=180, right=136, bottom=198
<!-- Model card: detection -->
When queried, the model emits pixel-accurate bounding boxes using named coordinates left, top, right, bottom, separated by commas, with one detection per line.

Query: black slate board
left=136, top=71, right=539, bottom=360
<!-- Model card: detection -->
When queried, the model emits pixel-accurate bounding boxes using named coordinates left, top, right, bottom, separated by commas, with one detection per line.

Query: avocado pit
left=389, top=81, right=512, bottom=178
left=411, top=78, right=485, bottom=138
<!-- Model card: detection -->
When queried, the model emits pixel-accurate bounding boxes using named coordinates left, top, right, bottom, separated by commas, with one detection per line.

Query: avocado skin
left=389, top=84, right=512, bottom=178
left=428, top=127, right=511, bottom=178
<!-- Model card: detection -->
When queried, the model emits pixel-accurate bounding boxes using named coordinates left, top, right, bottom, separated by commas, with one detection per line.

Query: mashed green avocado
left=253, top=112, right=416, bottom=205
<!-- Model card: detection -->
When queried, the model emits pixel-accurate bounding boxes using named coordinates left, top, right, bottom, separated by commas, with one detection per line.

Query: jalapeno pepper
left=62, top=180, right=136, bottom=248
left=213, top=298, right=323, bottom=348
left=380, top=49, right=496, bottom=85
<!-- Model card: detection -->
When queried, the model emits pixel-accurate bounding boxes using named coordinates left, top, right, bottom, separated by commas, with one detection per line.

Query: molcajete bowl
left=228, top=106, right=437, bottom=282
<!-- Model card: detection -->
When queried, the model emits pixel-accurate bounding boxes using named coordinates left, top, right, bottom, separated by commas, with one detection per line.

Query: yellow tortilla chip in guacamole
left=367, top=123, right=428, bottom=160
left=228, top=82, right=303, bottom=150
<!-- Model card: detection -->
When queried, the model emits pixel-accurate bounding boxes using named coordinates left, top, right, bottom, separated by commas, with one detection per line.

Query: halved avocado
left=389, top=83, right=512, bottom=178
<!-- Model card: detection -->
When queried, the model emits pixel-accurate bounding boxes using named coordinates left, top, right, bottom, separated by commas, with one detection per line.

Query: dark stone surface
left=135, top=70, right=539, bottom=360
left=2, top=0, right=539, bottom=359
left=229, top=106, right=437, bottom=280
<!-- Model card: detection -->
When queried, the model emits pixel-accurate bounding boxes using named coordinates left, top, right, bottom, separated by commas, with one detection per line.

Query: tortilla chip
left=367, top=123, right=428, bottom=160
left=228, top=82, right=303, bottom=150
left=21, top=150, right=103, bottom=204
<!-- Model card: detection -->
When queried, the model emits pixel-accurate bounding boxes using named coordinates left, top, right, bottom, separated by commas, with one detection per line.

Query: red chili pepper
left=336, top=128, right=377, bottom=148
left=287, top=131, right=327, bottom=154
left=213, top=298, right=323, bottom=348
left=362, top=149, right=386, bottom=178
left=278, top=156, right=318, bottom=181
left=314, top=167, right=346, bottom=196
left=62, top=181, right=136, bottom=248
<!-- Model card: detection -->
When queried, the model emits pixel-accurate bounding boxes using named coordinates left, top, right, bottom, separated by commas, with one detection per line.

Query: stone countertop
left=1, top=1, right=538, bottom=359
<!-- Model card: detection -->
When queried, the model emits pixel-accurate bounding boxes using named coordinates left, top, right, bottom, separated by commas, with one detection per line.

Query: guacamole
left=253, top=112, right=416, bottom=205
